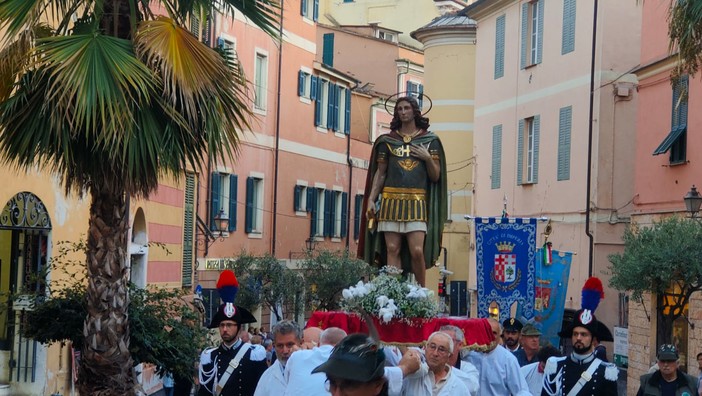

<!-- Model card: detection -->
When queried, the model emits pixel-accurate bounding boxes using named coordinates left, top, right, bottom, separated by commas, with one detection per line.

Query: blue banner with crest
left=531, top=248, right=573, bottom=347
left=475, top=217, right=536, bottom=321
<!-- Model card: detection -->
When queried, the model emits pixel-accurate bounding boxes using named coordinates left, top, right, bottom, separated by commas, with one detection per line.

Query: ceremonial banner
left=475, top=217, right=536, bottom=321
left=532, top=248, right=573, bottom=347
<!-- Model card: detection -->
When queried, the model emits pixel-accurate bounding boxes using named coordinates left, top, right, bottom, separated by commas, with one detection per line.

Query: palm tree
left=668, top=0, right=702, bottom=79
left=0, top=1, right=279, bottom=395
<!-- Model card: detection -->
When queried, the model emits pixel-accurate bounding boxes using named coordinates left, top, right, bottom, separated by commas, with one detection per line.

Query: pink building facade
left=627, top=0, right=702, bottom=392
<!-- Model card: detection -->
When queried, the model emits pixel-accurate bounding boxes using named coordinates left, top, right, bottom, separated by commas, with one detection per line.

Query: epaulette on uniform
left=544, top=356, right=567, bottom=376
left=200, top=347, right=217, bottom=366
left=250, top=344, right=267, bottom=361
left=603, top=362, right=619, bottom=381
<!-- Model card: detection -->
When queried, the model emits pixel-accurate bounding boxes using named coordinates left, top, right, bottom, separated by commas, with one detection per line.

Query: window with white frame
left=521, top=0, right=544, bottom=68
left=298, top=70, right=312, bottom=99
left=337, top=87, right=347, bottom=133
left=245, top=176, right=264, bottom=234
left=254, top=52, right=268, bottom=111
left=333, top=191, right=343, bottom=237
left=406, top=80, right=424, bottom=109
left=300, top=0, right=318, bottom=21
left=294, top=184, right=308, bottom=212
left=377, top=30, right=397, bottom=43
left=517, top=115, right=540, bottom=185
left=314, top=188, right=325, bottom=237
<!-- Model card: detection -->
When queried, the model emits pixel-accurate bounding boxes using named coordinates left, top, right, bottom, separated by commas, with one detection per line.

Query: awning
left=653, top=124, right=686, bottom=155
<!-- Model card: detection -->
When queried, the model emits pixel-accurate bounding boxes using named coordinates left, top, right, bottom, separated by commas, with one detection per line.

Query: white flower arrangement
left=340, top=267, right=439, bottom=323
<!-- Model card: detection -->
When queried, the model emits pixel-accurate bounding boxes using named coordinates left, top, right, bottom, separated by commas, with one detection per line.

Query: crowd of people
left=194, top=309, right=630, bottom=395
left=190, top=270, right=699, bottom=396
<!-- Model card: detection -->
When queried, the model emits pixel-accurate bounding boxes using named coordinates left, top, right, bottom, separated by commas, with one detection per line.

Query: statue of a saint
left=358, top=96, right=447, bottom=286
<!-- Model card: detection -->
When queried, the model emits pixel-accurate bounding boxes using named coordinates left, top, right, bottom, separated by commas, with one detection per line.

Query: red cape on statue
left=307, top=311, right=495, bottom=351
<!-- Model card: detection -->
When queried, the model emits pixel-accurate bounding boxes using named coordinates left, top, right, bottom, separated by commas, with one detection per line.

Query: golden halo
left=384, top=91, right=433, bottom=116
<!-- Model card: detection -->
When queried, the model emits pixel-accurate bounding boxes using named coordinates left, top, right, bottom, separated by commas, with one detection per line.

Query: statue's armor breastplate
left=376, top=140, right=436, bottom=222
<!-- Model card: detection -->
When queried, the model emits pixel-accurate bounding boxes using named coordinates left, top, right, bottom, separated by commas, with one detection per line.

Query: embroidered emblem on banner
left=491, top=242, right=521, bottom=291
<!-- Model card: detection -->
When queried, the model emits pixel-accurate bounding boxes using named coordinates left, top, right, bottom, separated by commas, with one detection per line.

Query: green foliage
left=668, top=0, right=702, bottom=80
left=300, top=250, right=375, bottom=311
left=226, top=252, right=305, bottom=320
left=18, top=241, right=207, bottom=381
left=608, top=216, right=702, bottom=300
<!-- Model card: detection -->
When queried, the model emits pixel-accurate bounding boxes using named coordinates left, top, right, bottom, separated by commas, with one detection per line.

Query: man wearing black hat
left=198, top=270, right=268, bottom=396
left=636, top=344, right=697, bottom=396
left=503, top=317, right=523, bottom=353
left=541, top=309, right=618, bottom=396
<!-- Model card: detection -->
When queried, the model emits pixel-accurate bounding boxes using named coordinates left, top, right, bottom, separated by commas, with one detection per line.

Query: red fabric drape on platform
left=307, top=312, right=495, bottom=349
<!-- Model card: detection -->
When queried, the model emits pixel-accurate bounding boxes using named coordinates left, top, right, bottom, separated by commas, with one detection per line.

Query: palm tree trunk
left=78, top=185, right=135, bottom=396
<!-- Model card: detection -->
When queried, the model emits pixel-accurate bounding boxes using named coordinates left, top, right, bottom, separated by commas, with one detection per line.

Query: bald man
left=302, top=326, right=323, bottom=349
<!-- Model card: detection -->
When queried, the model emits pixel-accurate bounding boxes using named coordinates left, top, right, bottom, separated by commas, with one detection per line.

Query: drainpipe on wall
left=585, top=0, right=599, bottom=278
left=271, top=1, right=285, bottom=256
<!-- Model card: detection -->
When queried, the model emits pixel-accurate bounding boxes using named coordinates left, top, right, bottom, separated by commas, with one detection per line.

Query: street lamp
left=213, top=208, right=229, bottom=236
left=684, top=185, right=702, bottom=218
left=305, top=237, right=317, bottom=252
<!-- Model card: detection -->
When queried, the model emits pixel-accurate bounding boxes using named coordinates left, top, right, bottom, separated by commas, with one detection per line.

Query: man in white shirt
left=464, top=318, right=531, bottom=396
left=520, top=345, right=560, bottom=396
left=283, top=327, right=348, bottom=396
left=254, top=320, right=301, bottom=396
left=402, top=331, right=469, bottom=395
left=439, top=325, right=479, bottom=395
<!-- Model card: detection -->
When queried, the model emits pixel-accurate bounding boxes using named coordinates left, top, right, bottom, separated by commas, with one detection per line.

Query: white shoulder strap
left=215, top=343, right=252, bottom=396
left=566, top=358, right=601, bottom=396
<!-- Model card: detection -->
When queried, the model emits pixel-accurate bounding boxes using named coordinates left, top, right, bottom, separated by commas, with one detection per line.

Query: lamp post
left=684, top=185, right=702, bottom=218
left=305, top=237, right=317, bottom=252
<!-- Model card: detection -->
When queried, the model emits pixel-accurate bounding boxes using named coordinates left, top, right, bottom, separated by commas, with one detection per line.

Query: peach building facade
left=464, top=0, right=640, bottom=340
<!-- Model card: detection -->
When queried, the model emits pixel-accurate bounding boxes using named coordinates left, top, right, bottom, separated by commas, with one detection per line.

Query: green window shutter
left=228, top=175, right=237, bottom=231
left=557, top=106, right=573, bottom=181
left=341, top=192, right=348, bottom=238
left=537, top=0, right=545, bottom=64
left=323, top=33, right=334, bottom=66
left=353, top=194, right=363, bottom=239
left=334, top=85, right=341, bottom=131
left=495, top=15, right=506, bottom=79
left=298, top=70, right=305, bottom=96
left=245, top=177, right=254, bottom=233
left=517, top=119, right=525, bottom=185
left=310, top=189, right=318, bottom=236
left=562, top=0, right=576, bottom=54
left=313, top=0, right=319, bottom=21
left=533, top=115, right=540, bottom=183
left=314, top=79, right=323, bottom=126
left=344, top=89, right=351, bottom=134
left=324, top=190, right=333, bottom=237
left=311, top=75, right=318, bottom=100
left=301, top=0, right=307, bottom=16
left=327, top=83, right=335, bottom=129
left=491, top=125, right=502, bottom=189
left=182, top=173, right=195, bottom=287
left=306, top=187, right=315, bottom=213
left=520, top=3, right=529, bottom=69
left=210, top=172, right=221, bottom=231
left=418, top=84, right=424, bottom=109
left=294, top=185, right=303, bottom=211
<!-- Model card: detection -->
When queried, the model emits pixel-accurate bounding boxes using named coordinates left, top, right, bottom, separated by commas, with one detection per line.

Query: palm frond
left=134, top=16, right=252, bottom=135
left=35, top=33, right=155, bottom=141
left=669, top=0, right=702, bottom=79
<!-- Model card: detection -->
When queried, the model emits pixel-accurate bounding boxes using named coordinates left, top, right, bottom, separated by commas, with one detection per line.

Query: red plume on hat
left=207, top=270, right=256, bottom=328
left=217, top=270, right=240, bottom=304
